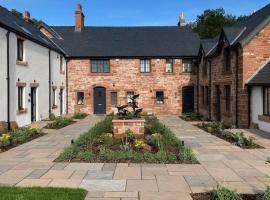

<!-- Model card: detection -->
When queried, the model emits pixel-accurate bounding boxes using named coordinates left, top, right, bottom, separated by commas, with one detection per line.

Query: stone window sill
left=179, top=72, right=193, bottom=75
left=258, top=115, right=270, bottom=123
left=163, top=72, right=175, bottom=75
left=88, top=72, right=112, bottom=76
left=16, top=60, right=28, bottom=66
left=17, top=108, right=27, bottom=115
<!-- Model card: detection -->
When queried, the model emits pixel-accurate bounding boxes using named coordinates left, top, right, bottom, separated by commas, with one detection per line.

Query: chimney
left=75, top=4, right=84, bottom=31
left=23, top=11, right=30, bottom=22
left=178, top=12, right=186, bottom=27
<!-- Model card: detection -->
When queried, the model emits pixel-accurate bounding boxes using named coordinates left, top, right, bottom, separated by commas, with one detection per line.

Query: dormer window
left=17, top=38, right=24, bottom=61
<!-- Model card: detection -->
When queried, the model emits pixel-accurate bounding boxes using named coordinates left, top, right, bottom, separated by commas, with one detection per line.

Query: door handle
left=98, top=104, right=102, bottom=106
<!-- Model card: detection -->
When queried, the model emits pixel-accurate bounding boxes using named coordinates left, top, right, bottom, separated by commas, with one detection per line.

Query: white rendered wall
left=0, top=27, right=7, bottom=122
left=251, top=86, right=270, bottom=133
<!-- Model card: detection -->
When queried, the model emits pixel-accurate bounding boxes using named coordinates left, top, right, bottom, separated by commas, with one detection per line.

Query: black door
left=31, top=87, right=37, bottom=122
left=215, top=85, right=221, bottom=121
left=182, top=86, right=194, bottom=113
left=94, top=87, right=106, bottom=114
left=60, top=89, right=63, bottom=115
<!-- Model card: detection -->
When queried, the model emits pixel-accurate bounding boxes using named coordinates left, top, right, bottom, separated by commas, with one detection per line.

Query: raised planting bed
left=191, top=185, right=269, bottom=200
left=196, top=122, right=263, bottom=149
left=0, top=125, right=46, bottom=153
left=56, top=116, right=198, bottom=164
left=44, top=117, right=75, bottom=129
left=0, top=187, right=87, bottom=200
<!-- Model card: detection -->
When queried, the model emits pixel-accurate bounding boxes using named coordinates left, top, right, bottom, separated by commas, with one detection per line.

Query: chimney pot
left=75, top=4, right=84, bottom=31
left=178, top=12, right=186, bottom=27
left=23, top=11, right=31, bottom=22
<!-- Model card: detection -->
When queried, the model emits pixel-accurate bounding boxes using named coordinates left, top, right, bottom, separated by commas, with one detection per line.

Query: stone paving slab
left=80, top=180, right=126, bottom=192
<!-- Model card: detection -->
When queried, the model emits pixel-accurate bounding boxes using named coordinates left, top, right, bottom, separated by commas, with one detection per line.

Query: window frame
left=60, top=56, right=64, bottom=72
left=111, top=92, right=118, bottom=107
left=77, top=92, right=85, bottom=105
left=224, top=85, right=231, bottom=112
left=156, top=91, right=165, bottom=104
left=140, top=59, right=151, bottom=73
left=52, top=88, right=57, bottom=107
left=263, top=87, right=270, bottom=116
left=165, top=59, right=173, bottom=73
left=203, top=60, right=208, bottom=76
left=91, top=59, right=110, bottom=73
left=182, top=59, right=192, bottom=73
left=18, top=86, right=24, bottom=110
left=17, top=38, right=24, bottom=61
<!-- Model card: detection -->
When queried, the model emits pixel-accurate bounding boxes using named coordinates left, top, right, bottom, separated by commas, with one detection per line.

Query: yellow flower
left=0, top=133, right=11, bottom=142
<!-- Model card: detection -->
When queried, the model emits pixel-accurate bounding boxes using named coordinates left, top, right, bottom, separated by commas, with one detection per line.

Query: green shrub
left=49, top=113, right=56, bottom=121
left=262, top=188, right=270, bottom=200
left=212, top=185, right=241, bottom=200
left=45, top=117, right=73, bottom=129
left=99, top=133, right=113, bottom=147
left=73, top=112, right=88, bottom=119
left=143, top=152, right=157, bottom=162
left=76, top=151, right=94, bottom=162
left=180, top=147, right=197, bottom=163
left=134, top=139, right=145, bottom=150
left=0, top=133, right=11, bottom=147
left=11, top=129, right=31, bottom=143
left=151, top=133, right=165, bottom=151
left=56, top=146, right=80, bottom=161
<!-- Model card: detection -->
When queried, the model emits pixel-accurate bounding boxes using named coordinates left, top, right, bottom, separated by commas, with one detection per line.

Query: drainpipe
left=65, top=59, right=68, bottom=114
left=209, top=60, right=212, bottom=120
left=247, top=85, right=251, bottom=128
left=49, top=49, right=51, bottom=116
left=6, top=31, right=10, bottom=130
left=235, top=48, right=239, bottom=127
left=197, top=62, right=200, bottom=115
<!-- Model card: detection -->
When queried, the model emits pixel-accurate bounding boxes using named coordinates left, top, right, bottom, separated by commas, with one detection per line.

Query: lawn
left=57, top=116, right=198, bottom=164
left=0, top=187, right=87, bottom=200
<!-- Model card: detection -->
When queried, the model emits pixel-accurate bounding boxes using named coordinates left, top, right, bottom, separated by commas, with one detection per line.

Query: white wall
left=251, top=86, right=270, bottom=132
left=0, top=27, right=7, bottom=122
left=0, top=26, right=66, bottom=127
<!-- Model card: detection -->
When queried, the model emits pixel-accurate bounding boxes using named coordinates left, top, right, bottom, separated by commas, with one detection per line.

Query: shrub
left=0, top=133, right=11, bottom=147
left=262, top=188, right=270, bottom=200
left=212, top=185, right=241, bottom=200
left=151, top=133, right=165, bottom=151
left=73, top=112, right=88, bottom=119
left=76, top=151, right=94, bottom=162
left=11, top=129, right=31, bottom=144
left=49, top=113, right=56, bottom=121
left=134, top=139, right=145, bottom=150
left=56, top=146, right=80, bottom=161
left=99, top=133, right=113, bottom=147
left=45, top=117, right=73, bottom=129
left=180, top=147, right=197, bottom=163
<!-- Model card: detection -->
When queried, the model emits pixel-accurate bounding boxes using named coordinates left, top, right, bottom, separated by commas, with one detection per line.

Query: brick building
left=40, top=5, right=200, bottom=115
left=198, top=3, right=270, bottom=128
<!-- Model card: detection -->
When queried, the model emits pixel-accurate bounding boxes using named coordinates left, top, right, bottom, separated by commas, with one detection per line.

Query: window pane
left=182, top=59, right=192, bottom=73
left=91, top=60, right=110, bottom=73
left=140, top=59, right=150, bottom=73
left=77, top=92, right=85, bottom=105
left=127, top=91, right=134, bottom=103
left=111, top=92, right=117, bottom=106
left=17, top=39, right=23, bottom=61
left=18, top=87, right=23, bottom=110
left=156, top=91, right=164, bottom=104
left=166, top=59, right=173, bottom=73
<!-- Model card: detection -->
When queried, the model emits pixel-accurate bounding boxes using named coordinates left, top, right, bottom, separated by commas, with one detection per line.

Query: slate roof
left=0, top=6, right=61, bottom=53
left=200, top=36, right=219, bottom=56
left=247, top=60, right=270, bottom=85
left=48, top=26, right=200, bottom=58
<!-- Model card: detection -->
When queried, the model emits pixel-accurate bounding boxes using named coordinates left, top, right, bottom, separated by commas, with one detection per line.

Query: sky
left=0, top=0, right=269, bottom=26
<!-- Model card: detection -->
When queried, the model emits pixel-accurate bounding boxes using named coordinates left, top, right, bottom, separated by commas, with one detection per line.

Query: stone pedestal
left=112, top=119, right=145, bottom=138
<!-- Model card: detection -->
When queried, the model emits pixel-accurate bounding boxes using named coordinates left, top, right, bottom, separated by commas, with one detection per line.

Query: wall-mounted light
left=116, top=59, right=119, bottom=62
left=156, top=59, right=160, bottom=63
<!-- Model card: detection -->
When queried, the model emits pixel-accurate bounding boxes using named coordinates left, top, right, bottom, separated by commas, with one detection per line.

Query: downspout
left=247, top=85, right=251, bottom=127
left=197, top=62, right=200, bottom=115
left=209, top=60, right=212, bottom=120
left=65, top=59, right=68, bottom=114
left=235, top=48, right=239, bottom=127
left=49, top=49, right=51, bottom=116
left=6, top=31, right=10, bottom=130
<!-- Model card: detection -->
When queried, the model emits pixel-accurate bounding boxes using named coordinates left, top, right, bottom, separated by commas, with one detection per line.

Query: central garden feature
left=57, top=116, right=198, bottom=164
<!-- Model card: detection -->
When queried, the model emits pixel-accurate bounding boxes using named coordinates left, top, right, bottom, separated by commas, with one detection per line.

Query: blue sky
left=0, top=0, right=269, bottom=26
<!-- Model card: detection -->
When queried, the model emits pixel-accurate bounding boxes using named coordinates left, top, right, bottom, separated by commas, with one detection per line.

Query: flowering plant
left=0, top=133, right=11, bottom=147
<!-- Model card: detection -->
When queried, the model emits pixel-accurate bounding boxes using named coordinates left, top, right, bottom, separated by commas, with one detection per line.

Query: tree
left=193, top=8, right=240, bottom=39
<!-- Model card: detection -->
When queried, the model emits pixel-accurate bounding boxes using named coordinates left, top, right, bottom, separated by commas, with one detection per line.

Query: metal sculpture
left=116, top=94, right=143, bottom=119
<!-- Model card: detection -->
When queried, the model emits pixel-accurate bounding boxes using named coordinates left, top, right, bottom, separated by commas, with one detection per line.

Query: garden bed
left=0, top=125, right=45, bottom=153
left=180, top=113, right=203, bottom=122
left=56, top=116, right=198, bottom=164
left=196, top=122, right=263, bottom=149
left=44, top=117, right=75, bottom=129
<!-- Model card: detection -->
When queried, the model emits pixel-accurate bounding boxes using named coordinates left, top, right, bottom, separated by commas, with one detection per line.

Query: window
left=205, top=86, right=209, bottom=105
left=223, top=48, right=231, bottom=71
left=225, top=85, right=231, bottom=111
left=263, top=87, right=270, bottom=115
left=127, top=91, right=135, bottom=103
left=18, top=86, right=24, bottom=110
left=91, top=60, right=110, bottom=73
left=52, top=88, right=57, bottom=107
left=77, top=92, right=85, bottom=105
left=203, top=60, right=207, bottom=76
left=165, top=59, right=173, bottom=73
left=17, top=38, right=24, bottom=61
left=182, top=59, right=192, bottom=73
left=140, top=59, right=151, bottom=73
left=156, top=91, right=164, bottom=104
left=111, top=92, right=117, bottom=106
left=60, top=56, right=63, bottom=72
left=201, top=86, right=205, bottom=105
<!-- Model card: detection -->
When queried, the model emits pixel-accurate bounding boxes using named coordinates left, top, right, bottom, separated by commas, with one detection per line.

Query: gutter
left=6, top=31, right=10, bottom=130
left=49, top=49, right=52, bottom=116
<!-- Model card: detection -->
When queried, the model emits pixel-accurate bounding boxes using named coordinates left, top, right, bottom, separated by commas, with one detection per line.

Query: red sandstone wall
left=67, top=58, right=197, bottom=115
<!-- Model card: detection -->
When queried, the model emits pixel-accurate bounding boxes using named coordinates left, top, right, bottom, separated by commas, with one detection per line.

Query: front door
left=94, top=87, right=106, bottom=114
left=31, top=87, right=37, bottom=122
left=60, top=89, right=63, bottom=115
left=182, top=86, right=194, bottom=113
left=215, top=85, right=221, bottom=121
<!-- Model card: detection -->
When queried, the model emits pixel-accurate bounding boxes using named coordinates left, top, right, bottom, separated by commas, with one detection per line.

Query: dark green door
left=94, top=87, right=106, bottom=114
left=182, top=86, right=194, bottom=113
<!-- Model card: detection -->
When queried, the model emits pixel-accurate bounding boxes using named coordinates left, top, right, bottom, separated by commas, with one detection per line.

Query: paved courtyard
left=0, top=115, right=269, bottom=200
